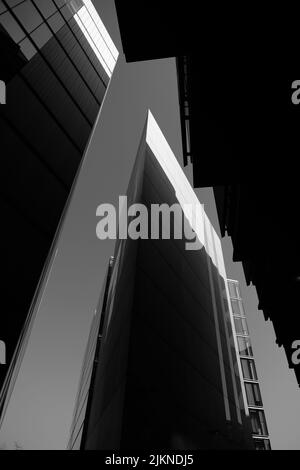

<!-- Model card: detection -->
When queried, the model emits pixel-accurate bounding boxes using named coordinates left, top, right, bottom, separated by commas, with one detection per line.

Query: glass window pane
left=254, top=438, right=271, bottom=450
left=231, top=299, right=244, bottom=316
left=19, top=36, right=37, bottom=59
left=241, top=358, right=258, bottom=380
left=231, top=299, right=239, bottom=314
left=0, top=1, right=7, bottom=14
left=228, top=282, right=236, bottom=298
left=234, top=317, right=242, bottom=334
left=31, top=22, right=52, bottom=49
left=250, top=410, right=268, bottom=436
left=228, top=281, right=239, bottom=298
left=31, top=0, right=57, bottom=19
left=67, top=0, right=84, bottom=14
left=56, top=0, right=68, bottom=8
left=60, top=4, right=73, bottom=21
left=242, top=318, right=248, bottom=334
left=245, top=382, right=262, bottom=407
left=234, top=317, right=248, bottom=335
left=0, top=11, right=25, bottom=42
left=237, top=337, right=253, bottom=357
left=47, top=10, right=65, bottom=33
left=264, top=439, right=271, bottom=450
left=241, top=358, right=250, bottom=378
left=6, top=0, right=24, bottom=6
left=14, top=1, right=43, bottom=33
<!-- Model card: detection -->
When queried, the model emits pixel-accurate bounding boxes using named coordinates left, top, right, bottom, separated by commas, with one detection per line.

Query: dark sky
left=0, top=0, right=299, bottom=450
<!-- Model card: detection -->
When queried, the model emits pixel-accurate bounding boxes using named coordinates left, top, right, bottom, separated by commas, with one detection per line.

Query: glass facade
left=0, top=0, right=118, bottom=430
left=0, top=1, right=117, bottom=72
left=228, top=279, right=271, bottom=450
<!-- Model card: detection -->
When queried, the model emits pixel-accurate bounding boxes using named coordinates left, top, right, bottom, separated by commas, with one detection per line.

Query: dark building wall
left=77, top=122, right=253, bottom=450
left=119, top=148, right=250, bottom=450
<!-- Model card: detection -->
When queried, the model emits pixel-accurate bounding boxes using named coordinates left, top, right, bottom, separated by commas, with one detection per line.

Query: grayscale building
left=228, top=279, right=271, bottom=450
left=68, top=111, right=253, bottom=450
left=0, top=0, right=118, bottom=414
left=0, top=0, right=118, bottom=395
left=0, top=1, right=274, bottom=451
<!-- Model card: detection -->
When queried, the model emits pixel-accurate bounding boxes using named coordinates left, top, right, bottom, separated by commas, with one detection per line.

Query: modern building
left=68, top=111, right=253, bottom=450
left=0, top=0, right=118, bottom=393
left=114, top=1, right=300, bottom=389
left=0, top=1, right=278, bottom=450
left=228, top=279, right=271, bottom=450
left=0, top=4, right=187, bottom=449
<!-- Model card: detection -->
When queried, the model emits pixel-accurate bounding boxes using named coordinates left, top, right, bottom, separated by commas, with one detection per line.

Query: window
left=184, top=100, right=189, bottom=117
left=0, top=11, right=26, bottom=42
left=67, top=0, right=84, bottom=14
left=234, top=317, right=248, bottom=335
left=5, top=0, right=25, bottom=6
left=241, top=358, right=258, bottom=380
left=31, top=22, right=52, bottom=48
left=60, top=4, right=73, bottom=21
left=228, top=281, right=239, bottom=299
left=0, top=340, right=6, bottom=364
left=185, top=119, right=191, bottom=154
left=253, top=438, right=271, bottom=450
left=238, top=300, right=244, bottom=316
left=250, top=409, right=268, bottom=436
left=237, top=337, right=253, bottom=357
left=31, top=0, right=57, bottom=19
left=47, top=11, right=65, bottom=33
left=231, top=299, right=244, bottom=316
left=19, top=37, right=37, bottom=59
left=14, top=1, right=43, bottom=33
left=245, top=382, right=263, bottom=407
left=6, top=0, right=24, bottom=7
left=54, top=0, right=67, bottom=7
left=0, top=1, right=7, bottom=15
